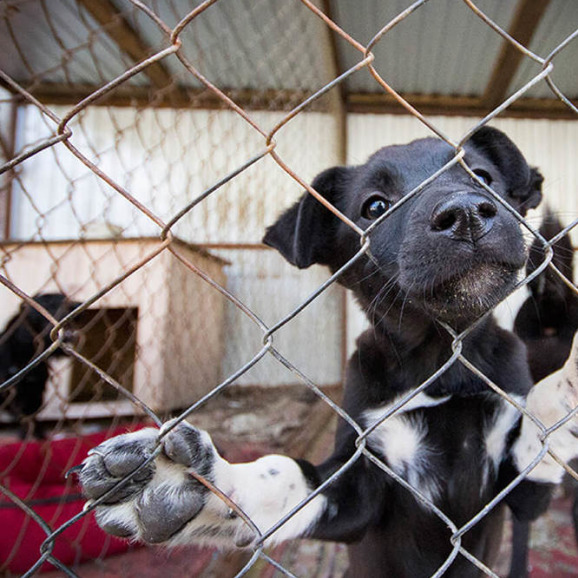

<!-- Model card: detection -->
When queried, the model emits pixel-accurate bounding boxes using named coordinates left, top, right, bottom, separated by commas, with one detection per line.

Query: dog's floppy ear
left=468, top=126, right=543, bottom=216
left=263, top=166, right=350, bottom=269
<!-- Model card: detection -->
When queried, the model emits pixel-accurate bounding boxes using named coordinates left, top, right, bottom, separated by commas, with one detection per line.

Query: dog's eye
left=473, top=169, right=493, bottom=186
left=362, top=196, right=391, bottom=220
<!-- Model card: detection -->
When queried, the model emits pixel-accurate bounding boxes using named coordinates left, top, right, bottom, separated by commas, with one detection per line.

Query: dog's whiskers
left=398, top=281, right=417, bottom=332
left=366, top=274, right=401, bottom=324
left=352, top=264, right=387, bottom=288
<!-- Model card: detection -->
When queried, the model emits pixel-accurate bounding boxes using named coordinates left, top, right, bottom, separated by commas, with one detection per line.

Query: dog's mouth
left=412, top=262, right=520, bottom=323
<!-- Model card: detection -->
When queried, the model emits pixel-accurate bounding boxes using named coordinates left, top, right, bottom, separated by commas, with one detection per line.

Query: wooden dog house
left=0, top=238, right=227, bottom=418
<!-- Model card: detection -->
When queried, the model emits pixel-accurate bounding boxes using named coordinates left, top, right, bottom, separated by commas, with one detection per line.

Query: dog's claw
left=65, top=464, right=84, bottom=479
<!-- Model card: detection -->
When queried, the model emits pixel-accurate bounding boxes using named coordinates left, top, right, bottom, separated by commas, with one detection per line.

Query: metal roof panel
left=332, top=0, right=517, bottom=97
left=0, top=0, right=150, bottom=88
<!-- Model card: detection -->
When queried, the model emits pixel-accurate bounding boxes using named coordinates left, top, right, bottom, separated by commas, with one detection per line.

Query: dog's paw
left=78, top=420, right=327, bottom=548
left=514, top=332, right=578, bottom=483
left=78, top=421, right=219, bottom=543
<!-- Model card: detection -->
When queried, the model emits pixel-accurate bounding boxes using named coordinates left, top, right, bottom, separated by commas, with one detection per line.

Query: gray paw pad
left=162, top=423, right=214, bottom=476
left=79, top=433, right=157, bottom=503
left=136, top=483, right=206, bottom=543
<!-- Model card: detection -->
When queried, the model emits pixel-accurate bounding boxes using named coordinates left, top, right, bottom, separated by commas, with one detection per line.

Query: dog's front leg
left=512, top=331, right=578, bottom=485
left=78, top=419, right=327, bottom=548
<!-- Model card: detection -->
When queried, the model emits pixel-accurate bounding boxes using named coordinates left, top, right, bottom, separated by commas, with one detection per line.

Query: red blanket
left=0, top=426, right=146, bottom=573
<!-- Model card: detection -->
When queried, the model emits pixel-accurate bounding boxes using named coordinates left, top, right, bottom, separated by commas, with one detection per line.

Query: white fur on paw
left=514, top=332, right=578, bottom=483
left=228, top=455, right=326, bottom=545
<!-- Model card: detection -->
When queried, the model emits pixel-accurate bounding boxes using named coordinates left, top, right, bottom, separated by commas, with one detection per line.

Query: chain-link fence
left=0, top=0, right=577, bottom=576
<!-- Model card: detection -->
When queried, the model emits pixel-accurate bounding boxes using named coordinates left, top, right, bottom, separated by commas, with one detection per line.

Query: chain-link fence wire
left=0, top=0, right=577, bottom=575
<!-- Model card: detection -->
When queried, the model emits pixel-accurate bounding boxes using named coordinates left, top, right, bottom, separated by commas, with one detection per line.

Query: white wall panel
left=10, top=107, right=340, bottom=245
left=213, top=248, right=344, bottom=388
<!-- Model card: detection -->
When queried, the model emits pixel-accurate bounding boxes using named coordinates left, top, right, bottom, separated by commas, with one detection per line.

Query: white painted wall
left=10, top=106, right=341, bottom=244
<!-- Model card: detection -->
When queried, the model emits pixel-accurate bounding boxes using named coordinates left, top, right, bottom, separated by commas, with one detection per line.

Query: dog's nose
left=430, top=193, right=497, bottom=242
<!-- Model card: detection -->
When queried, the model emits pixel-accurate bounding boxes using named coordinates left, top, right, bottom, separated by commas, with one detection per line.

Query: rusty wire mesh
left=0, top=0, right=577, bottom=576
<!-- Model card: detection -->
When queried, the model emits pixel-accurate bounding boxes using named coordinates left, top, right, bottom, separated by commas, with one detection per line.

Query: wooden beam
left=347, top=92, right=578, bottom=120
left=3, top=81, right=332, bottom=112
left=77, top=0, right=180, bottom=98
left=0, top=97, right=17, bottom=239
left=3, top=77, right=576, bottom=120
left=348, top=93, right=483, bottom=116
left=321, top=0, right=347, bottom=163
left=481, top=0, right=551, bottom=110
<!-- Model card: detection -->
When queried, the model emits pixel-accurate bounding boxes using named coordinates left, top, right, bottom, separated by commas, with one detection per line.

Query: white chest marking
left=484, top=396, right=524, bottom=470
left=363, top=392, right=450, bottom=502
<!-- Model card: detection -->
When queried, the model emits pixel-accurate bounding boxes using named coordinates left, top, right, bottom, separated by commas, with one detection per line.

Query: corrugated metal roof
left=333, top=0, right=517, bottom=96
left=333, top=0, right=577, bottom=100
left=0, top=0, right=150, bottom=86
left=0, top=0, right=334, bottom=92
left=510, top=0, right=578, bottom=99
left=156, top=0, right=334, bottom=91
left=0, top=0, right=576, bottom=113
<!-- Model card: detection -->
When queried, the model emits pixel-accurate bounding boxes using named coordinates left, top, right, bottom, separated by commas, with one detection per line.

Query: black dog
left=0, top=293, right=78, bottom=437
left=78, top=127, right=578, bottom=577
left=509, top=213, right=578, bottom=578
left=515, top=211, right=578, bottom=383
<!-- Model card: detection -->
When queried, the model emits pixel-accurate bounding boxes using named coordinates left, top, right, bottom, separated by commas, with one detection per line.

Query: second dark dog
left=509, top=212, right=578, bottom=577
left=0, top=293, right=78, bottom=437
left=77, top=127, right=578, bottom=577
left=515, top=210, right=578, bottom=382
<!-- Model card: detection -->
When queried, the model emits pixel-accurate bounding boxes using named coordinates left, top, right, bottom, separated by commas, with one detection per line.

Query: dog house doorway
left=39, top=306, right=139, bottom=421
left=70, top=307, right=138, bottom=403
